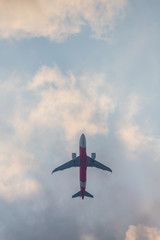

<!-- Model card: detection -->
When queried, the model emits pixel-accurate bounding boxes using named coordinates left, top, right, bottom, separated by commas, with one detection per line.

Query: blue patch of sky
left=111, top=0, right=160, bottom=93
left=1, top=24, right=139, bottom=85
left=0, top=25, right=114, bottom=76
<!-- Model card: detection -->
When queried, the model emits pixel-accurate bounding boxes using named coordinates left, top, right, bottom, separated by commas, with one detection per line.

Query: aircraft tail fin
left=72, top=190, right=93, bottom=198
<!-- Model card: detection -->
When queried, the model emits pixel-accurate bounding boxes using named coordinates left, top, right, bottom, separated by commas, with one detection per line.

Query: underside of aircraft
left=52, top=133, right=112, bottom=199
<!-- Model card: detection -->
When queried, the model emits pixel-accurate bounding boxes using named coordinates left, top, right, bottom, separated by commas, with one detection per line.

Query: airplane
left=52, top=133, right=112, bottom=199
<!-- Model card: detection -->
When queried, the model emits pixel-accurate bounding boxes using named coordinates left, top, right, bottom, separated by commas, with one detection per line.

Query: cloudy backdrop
left=1, top=0, right=160, bottom=239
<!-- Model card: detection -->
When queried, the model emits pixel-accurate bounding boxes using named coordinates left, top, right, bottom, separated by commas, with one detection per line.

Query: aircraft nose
left=80, top=133, right=86, bottom=148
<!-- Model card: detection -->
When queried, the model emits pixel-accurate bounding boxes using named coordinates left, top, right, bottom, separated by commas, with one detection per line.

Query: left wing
left=52, top=156, right=80, bottom=174
left=87, top=156, right=112, bottom=173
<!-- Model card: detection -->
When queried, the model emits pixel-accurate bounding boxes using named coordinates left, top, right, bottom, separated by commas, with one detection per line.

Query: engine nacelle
left=91, top=153, right=96, bottom=160
left=72, top=153, right=76, bottom=159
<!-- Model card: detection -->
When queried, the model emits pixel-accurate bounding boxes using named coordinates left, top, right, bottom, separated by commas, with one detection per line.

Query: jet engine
left=72, top=153, right=76, bottom=160
left=91, top=153, right=96, bottom=160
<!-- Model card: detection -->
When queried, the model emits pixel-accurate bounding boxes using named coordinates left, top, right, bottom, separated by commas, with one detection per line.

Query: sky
left=1, top=0, right=160, bottom=239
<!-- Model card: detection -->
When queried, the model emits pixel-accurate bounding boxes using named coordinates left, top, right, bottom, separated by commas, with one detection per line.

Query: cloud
left=125, top=225, right=160, bottom=240
left=0, top=0, right=127, bottom=40
left=81, top=234, right=98, bottom=240
left=0, top=141, right=41, bottom=201
left=0, top=74, right=41, bottom=201
left=116, top=94, right=157, bottom=156
left=24, top=65, right=115, bottom=139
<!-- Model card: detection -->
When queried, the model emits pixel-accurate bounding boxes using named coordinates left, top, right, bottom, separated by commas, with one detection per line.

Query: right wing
left=87, top=156, right=112, bottom=173
left=52, top=156, right=80, bottom=174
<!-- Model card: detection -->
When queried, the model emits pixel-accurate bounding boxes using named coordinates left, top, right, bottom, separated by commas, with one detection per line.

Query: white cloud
left=118, top=124, right=153, bottom=152
left=125, top=225, right=160, bottom=240
left=25, top=65, right=115, bottom=139
left=116, top=94, right=155, bottom=155
left=124, top=95, right=141, bottom=122
left=0, top=141, right=41, bottom=201
left=0, top=0, right=127, bottom=40
left=81, top=234, right=97, bottom=240
left=0, top=75, right=41, bottom=201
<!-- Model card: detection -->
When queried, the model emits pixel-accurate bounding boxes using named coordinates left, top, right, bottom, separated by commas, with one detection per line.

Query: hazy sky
left=1, top=0, right=160, bottom=239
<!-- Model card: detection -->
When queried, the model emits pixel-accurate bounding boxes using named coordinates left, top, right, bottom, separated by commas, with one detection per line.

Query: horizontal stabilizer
left=84, top=191, right=93, bottom=198
left=72, top=190, right=93, bottom=198
left=72, top=191, right=81, bottom=198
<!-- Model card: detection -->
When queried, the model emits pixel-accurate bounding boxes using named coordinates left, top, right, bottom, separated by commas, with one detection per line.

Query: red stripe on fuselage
left=80, top=146, right=87, bottom=199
